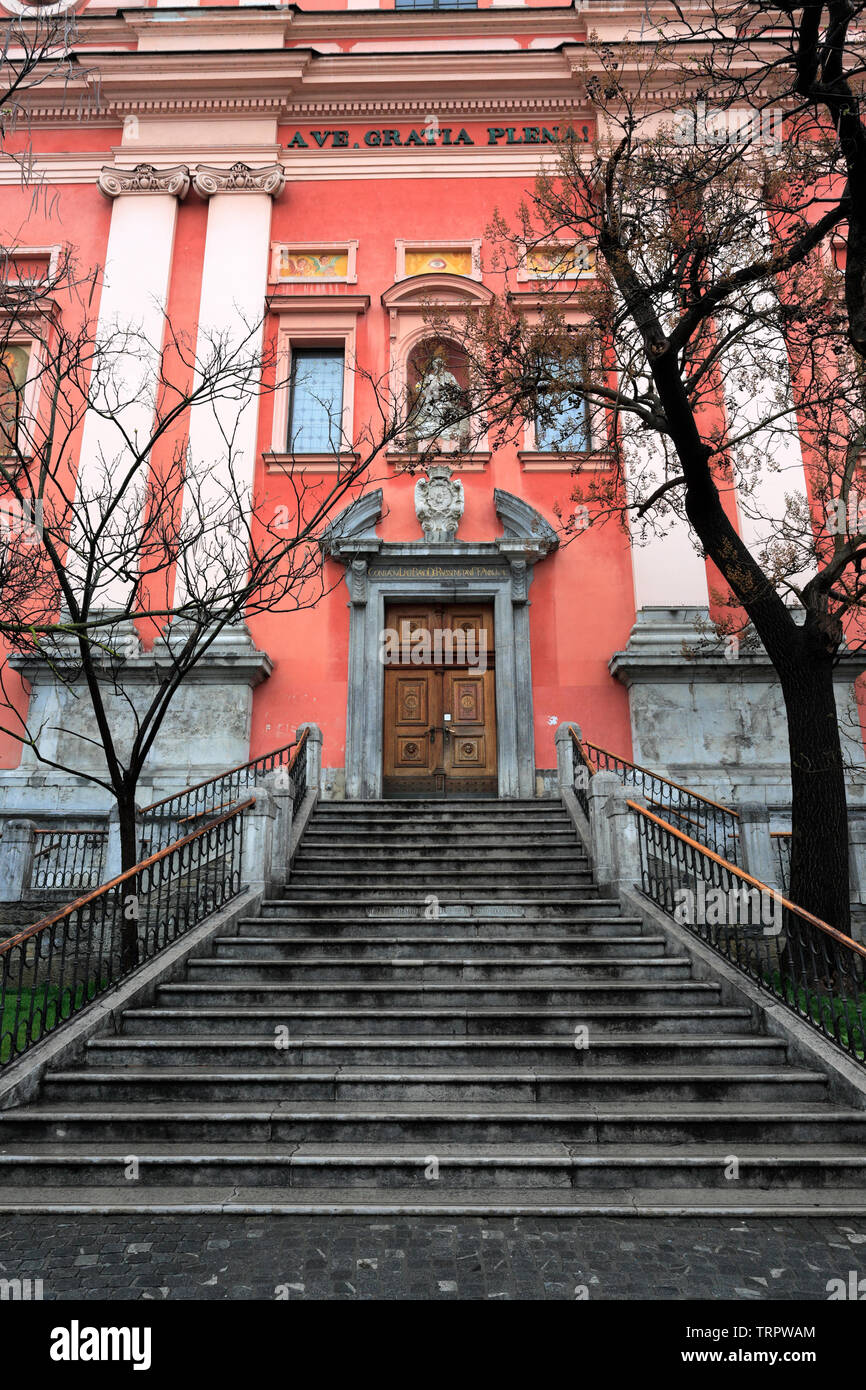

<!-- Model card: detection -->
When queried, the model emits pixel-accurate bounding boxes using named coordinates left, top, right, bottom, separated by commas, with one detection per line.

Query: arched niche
left=381, top=275, right=494, bottom=457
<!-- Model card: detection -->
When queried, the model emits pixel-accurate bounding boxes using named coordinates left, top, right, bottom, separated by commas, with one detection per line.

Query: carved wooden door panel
left=382, top=603, right=496, bottom=798
left=442, top=667, right=497, bottom=794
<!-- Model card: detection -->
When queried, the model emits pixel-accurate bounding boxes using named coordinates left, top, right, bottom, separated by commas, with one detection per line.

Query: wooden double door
left=383, top=603, right=497, bottom=798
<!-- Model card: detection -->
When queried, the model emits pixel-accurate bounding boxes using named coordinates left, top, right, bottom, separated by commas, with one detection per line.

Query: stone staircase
left=2, top=797, right=866, bottom=1214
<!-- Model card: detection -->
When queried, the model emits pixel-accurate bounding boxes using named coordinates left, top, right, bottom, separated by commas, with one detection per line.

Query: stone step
left=2, top=1185, right=864, bottom=1216
left=259, top=898, right=624, bottom=920
left=312, top=800, right=563, bottom=812
left=121, top=1005, right=756, bottom=1038
left=303, top=819, right=579, bottom=836
left=155, top=979, right=726, bottom=1009
left=308, top=819, right=572, bottom=829
left=299, top=833, right=581, bottom=848
left=211, top=935, right=667, bottom=962
left=283, top=876, right=595, bottom=896
left=5, top=787, right=855, bottom=1217
left=2, top=1101, right=857, bottom=1146
left=275, top=884, right=598, bottom=901
left=0, top=1142, right=863, bottom=1193
left=184, top=956, right=692, bottom=983
left=90, top=1034, right=788, bottom=1069
left=291, top=853, right=590, bottom=873
left=40, top=1066, right=826, bottom=1105
left=239, top=915, right=648, bottom=939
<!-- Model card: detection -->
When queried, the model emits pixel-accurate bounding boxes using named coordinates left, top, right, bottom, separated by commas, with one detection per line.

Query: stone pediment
left=381, top=275, right=495, bottom=311
left=494, top=489, right=559, bottom=555
left=321, top=489, right=383, bottom=555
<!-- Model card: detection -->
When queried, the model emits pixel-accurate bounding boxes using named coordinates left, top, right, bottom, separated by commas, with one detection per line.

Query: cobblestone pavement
left=2, top=1215, right=866, bottom=1299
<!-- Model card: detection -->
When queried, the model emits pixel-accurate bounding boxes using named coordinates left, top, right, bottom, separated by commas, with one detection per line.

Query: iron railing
left=26, top=828, right=108, bottom=896
left=138, top=730, right=308, bottom=856
left=290, top=728, right=309, bottom=818
left=632, top=801, right=866, bottom=1065
left=569, top=729, right=594, bottom=817
left=0, top=799, right=251, bottom=1069
left=772, top=830, right=792, bottom=895
left=574, top=733, right=741, bottom=863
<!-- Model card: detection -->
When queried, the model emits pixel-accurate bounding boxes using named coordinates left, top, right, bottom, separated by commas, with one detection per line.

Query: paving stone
left=1, top=1213, right=865, bottom=1299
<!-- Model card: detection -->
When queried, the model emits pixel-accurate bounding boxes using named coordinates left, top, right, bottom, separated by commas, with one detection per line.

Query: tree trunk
left=117, top=795, right=141, bottom=973
left=781, top=649, right=851, bottom=938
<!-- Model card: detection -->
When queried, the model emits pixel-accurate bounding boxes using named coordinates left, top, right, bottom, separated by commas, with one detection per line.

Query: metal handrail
left=32, top=828, right=108, bottom=837
left=139, top=740, right=300, bottom=815
left=138, top=731, right=309, bottom=857
left=584, top=738, right=739, bottom=819
left=570, top=729, right=741, bottom=862
left=25, top=827, right=108, bottom=895
left=2, top=798, right=255, bottom=958
left=0, top=799, right=254, bottom=1069
left=629, top=799, right=866, bottom=1064
left=629, top=800, right=861, bottom=953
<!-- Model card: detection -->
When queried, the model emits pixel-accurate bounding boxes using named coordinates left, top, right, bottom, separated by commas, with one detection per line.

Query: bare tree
left=1, top=5, right=89, bottom=207
left=0, top=248, right=438, bottom=919
left=439, top=15, right=866, bottom=931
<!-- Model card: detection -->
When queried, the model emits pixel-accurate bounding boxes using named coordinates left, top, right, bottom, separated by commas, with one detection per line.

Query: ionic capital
left=97, top=163, right=191, bottom=199
left=192, top=162, right=286, bottom=198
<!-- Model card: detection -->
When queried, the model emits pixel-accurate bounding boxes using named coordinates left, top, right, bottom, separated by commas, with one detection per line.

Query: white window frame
left=268, top=241, right=359, bottom=286
left=266, top=296, right=368, bottom=471
left=395, top=238, right=482, bottom=283
left=517, top=238, right=595, bottom=284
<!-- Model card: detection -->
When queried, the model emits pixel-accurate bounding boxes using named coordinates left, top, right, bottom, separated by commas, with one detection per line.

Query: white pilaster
left=719, top=315, right=812, bottom=565
left=714, top=210, right=812, bottom=574
left=175, top=163, right=284, bottom=605
left=72, top=166, right=188, bottom=607
left=624, top=402, right=711, bottom=609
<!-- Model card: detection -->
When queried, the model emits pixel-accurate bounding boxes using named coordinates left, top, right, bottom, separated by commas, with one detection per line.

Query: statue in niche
left=408, top=351, right=469, bottom=450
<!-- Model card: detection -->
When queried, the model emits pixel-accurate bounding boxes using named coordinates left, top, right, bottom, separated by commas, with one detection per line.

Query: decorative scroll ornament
left=97, top=164, right=191, bottom=199
left=414, top=463, right=465, bottom=543
left=192, top=163, right=286, bottom=198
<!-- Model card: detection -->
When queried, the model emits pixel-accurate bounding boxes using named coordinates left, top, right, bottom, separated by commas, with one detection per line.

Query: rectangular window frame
left=0, top=247, right=60, bottom=465
left=0, top=334, right=46, bottom=466
left=507, top=296, right=610, bottom=471
left=395, top=238, right=483, bottom=283
left=532, top=371, right=591, bottom=457
left=517, top=239, right=596, bottom=285
left=268, top=241, right=358, bottom=287
left=266, top=296, right=369, bottom=473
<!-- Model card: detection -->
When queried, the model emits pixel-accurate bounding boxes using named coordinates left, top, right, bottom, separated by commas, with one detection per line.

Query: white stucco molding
left=97, top=163, right=191, bottom=199
left=192, top=162, right=286, bottom=198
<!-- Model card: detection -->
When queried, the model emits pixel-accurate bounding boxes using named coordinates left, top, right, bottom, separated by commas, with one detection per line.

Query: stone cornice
left=191, top=162, right=286, bottom=197
left=11, top=11, right=788, bottom=124
left=97, top=161, right=190, bottom=198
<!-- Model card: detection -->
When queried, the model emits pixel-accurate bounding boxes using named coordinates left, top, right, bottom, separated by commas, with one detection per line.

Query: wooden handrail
left=568, top=726, right=595, bottom=771
left=628, top=798, right=866, bottom=959
left=580, top=736, right=740, bottom=818
left=0, top=797, right=255, bottom=957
